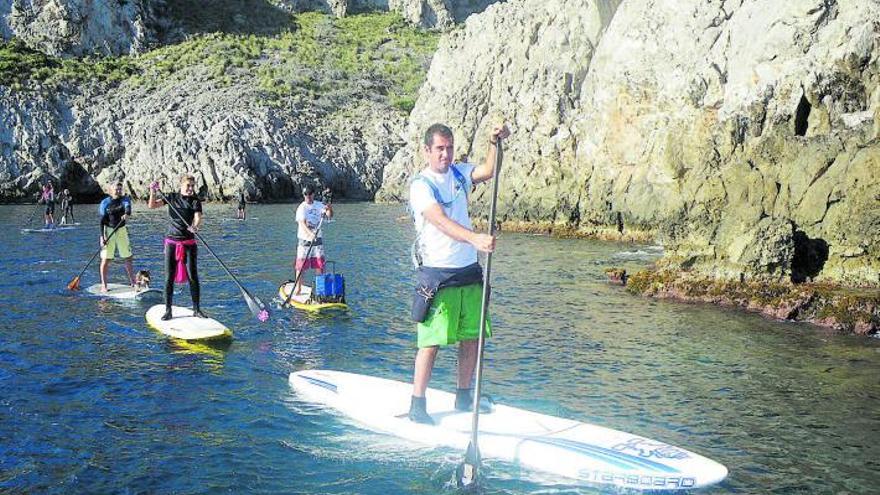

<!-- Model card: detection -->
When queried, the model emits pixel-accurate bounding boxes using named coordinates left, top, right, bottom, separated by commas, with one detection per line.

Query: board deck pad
left=289, top=370, right=728, bottom=491
left=278, top=283, right=347, bottom=312
left=145, top=305, right=231, bottom=341
left=87, top=283, right=162, bottom=300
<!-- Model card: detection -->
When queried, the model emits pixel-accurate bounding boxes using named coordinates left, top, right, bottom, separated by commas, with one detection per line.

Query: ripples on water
left=1, top=203, right=878, bottom=494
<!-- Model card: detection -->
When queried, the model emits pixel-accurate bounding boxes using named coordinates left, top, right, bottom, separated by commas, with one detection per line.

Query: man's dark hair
left=423, top=123, right=454, bottom=147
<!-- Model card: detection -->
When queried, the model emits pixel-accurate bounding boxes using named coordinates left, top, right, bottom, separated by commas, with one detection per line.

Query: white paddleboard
left=86, top=283, right=162, bottom=300
left=145, top=305, right=231, bottom=341
left=21, top=226, right=76, bottom=233
left=289, top=370, right=728, bottom=491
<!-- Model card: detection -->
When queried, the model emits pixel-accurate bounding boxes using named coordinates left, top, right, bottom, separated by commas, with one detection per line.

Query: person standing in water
left=59, top=188, right=75, bottom=225
left=40, top=183, right=56, bottom=228
left=237, top=188, right=247, bottom=220
left=406, top=122, right=510, bottom=424
left=292, top=185, right=333, bottom=296
left=148, top=175, right=205, bottom=320
left=98, top=181, right=136, bottom=291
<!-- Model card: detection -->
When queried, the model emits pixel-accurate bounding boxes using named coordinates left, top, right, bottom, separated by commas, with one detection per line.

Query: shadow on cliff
left=791, top=230, right=829, bottom=283
left=164, top=0, right=296, bottom=36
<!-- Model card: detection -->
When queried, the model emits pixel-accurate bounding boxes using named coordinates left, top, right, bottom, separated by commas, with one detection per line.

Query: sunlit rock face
left=379, top=0, right=880, bottom=285
left=0, top=0, right=167, bottom=56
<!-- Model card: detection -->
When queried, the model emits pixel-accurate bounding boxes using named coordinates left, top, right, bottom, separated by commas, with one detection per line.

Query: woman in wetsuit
left=148, top=175, right=205, bottom=320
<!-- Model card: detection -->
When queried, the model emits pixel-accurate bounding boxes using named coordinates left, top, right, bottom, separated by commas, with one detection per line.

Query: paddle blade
left=241, top=287, right=270, bottom=322
left=456, top=441, right=481, bottom=490
left=67, top=276, right=81, bottom=291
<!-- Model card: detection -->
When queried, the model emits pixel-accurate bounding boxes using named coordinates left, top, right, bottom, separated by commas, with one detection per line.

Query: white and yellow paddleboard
left=145, top=305, right=232, bottom=341
left=278, top=282, right=348, bottom=312
left=86, top=283, right=162, bottom=300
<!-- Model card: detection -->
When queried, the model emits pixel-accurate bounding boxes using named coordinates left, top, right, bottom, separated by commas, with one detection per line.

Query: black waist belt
left=411, top=262, right=484, bottom=322
left=298, top=238, right=324, bottom=247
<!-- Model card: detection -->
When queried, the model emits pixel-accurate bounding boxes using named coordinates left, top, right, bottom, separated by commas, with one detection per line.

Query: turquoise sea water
left=1, top=202, right=878, bottom=494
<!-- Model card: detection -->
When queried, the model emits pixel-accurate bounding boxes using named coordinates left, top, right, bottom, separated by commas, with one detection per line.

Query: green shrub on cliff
left=0, top=12, right=436, bottom=113
left=0, top=39, right=135, bottom=88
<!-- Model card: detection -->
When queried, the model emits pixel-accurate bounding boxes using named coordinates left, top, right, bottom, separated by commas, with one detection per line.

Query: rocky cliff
left=377, top=0, right=880, bottom=286
left=0, top=11, right=435, bottom=202
left=0, top=0, right=169, bottom=56
left=281, top=0, right=499, bottom=27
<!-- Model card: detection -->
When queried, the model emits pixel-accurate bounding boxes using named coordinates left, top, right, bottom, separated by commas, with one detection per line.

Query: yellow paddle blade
left=67, top=277, right=81, bottom=291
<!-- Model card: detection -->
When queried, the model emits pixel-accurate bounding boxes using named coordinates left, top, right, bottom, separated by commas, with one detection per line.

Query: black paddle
left=155, top=189, right=270, bottom=322
left=456, top=138, right=503, bottom=490
left=67, top=222, right=126, bottom=290
left=281, top=211, right=328, bottom=308
left=23, top=200, right=42, bottom=229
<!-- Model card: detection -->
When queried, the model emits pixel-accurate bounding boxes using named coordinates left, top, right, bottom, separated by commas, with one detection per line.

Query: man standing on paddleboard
left=407, top=122, right=510, bottom=424
left=59, top=188, right=75, bottom=225
left=98, top=181, right=136, bottom=291
left=148, top=175, right=206, bottom=320
left=292, top=185, right=333, bottom=296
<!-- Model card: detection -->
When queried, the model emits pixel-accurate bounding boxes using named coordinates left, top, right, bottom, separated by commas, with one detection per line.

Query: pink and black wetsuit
left=161, top=192, right=203, bottom=313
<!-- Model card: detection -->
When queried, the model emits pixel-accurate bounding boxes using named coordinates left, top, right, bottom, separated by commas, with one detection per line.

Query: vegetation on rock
left=624, top=268, right=880, bottom=336
left=0, top=11, right=437, bottom=113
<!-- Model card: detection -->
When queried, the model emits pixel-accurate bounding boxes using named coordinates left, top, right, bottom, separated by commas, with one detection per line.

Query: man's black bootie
left=456, top=388, right=493, bottom=413
left=161, top=307, right=173, bottom=321
left=408, top=395, right=434, bottom=425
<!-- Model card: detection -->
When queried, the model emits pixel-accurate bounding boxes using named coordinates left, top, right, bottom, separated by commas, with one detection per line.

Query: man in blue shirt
left=98, top=181, right=135, bottom=291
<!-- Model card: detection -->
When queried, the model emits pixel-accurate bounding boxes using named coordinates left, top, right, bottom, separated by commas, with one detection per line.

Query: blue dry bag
left=314, top=262, right=345, bottom=302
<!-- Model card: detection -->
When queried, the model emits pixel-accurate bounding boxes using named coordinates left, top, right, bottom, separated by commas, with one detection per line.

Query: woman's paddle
left=66, top=222, right=126, bottom=290
left=281, top=211, right=327, bottom=308
left=457, top=137, right=503, bottom=490
left=156, top=189, right=270, bottom=322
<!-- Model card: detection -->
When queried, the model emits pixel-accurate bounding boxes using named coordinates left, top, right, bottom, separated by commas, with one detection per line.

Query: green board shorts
left=417, top=283, right=491, bottom=348
left=101, top=226, right=132, bottom=260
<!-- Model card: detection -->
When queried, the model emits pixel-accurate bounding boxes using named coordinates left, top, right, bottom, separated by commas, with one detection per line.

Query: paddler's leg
left=455, top=284, right=491, bottom=411
left=410, top=345, right=438, bottom=425
left=99, top=257, right=110, bottom=292
left=117, top=227, right=135, bottom=286
left=162, top=243, right=175, bottom=320
left=186, top=245, right=205, bottom=317
left=99, top=232, right=111, bottom=292
left=123, top=257, right=135, bottom=287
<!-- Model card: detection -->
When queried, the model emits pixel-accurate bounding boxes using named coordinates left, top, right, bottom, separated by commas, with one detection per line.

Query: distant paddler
left=98, top=180, right=136, bottom=292
left=291, top=185, right=333, bottom=297
left=59, top=188, right=75, bottom=225
left=237, top=188, right=247, bottom=220
left=406, top=122, right=510, bottom=424
left=39, top=182, right=56, bottom=229
left=148, top=175, right=206, bottom=320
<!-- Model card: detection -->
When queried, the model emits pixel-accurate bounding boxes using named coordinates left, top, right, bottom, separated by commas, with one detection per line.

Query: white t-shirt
left=409, top=163, right=477, bottom=268
left=295, top=200, right=325, bottom=241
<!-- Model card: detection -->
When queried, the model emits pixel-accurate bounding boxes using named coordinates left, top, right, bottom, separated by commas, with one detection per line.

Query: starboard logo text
left=577, top=470, right=697, bottom=489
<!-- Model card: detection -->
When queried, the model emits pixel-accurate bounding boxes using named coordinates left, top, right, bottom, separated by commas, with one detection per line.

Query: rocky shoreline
left=605, top=267, right=880, bottom=337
